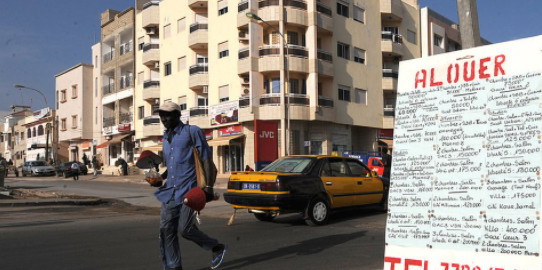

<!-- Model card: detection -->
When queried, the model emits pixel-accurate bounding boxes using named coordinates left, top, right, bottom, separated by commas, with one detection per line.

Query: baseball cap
left=156, top=101, right=181, bottom=113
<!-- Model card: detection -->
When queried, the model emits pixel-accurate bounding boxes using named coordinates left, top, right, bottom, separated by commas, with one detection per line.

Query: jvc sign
left=255, top=120, right=278, bottom=170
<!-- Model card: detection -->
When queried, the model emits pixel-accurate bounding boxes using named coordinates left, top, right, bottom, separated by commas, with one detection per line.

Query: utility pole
left=456, top=0, right=482, bottom=49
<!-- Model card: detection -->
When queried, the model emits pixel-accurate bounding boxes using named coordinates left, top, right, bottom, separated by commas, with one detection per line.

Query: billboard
left=254, top=120, right=278, bottom=170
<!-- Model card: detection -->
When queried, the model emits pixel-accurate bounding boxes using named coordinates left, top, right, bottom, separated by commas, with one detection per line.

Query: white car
left=21, top=161, right=56, bottom=177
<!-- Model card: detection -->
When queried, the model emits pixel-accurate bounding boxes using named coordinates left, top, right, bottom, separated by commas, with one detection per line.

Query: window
left=197, top=96, right=208, bottom=107
left=218, top=0, right=228, bottom=15
left=346, top=159, right=369, bottom=177
left=61, top=90, right=67, bottom=102
left=37, top=125, right=44, bottom=136
left=95, top=77, right=98, bottom=97
left=178, top=96, right=187, bottom=110
left=329, top=158, right=347, bottom=176
left=164, top=62, right=172, bottom=76
left=338, top=85, right=351, bottom=101
left=138, top=37, right=144, bottom=50
left=337, top=1, right=349, bottom=17
left=177, top=18, right=186, bottom=33
left=32, top=127, right=36, bottom=137
left=354, top=47, right=366, bottom=64
left=289, top=79, right=299, bottom=94
left=355, top=88, right=367, bottom=105
left=218, top=41, right=229, bottom=58
left=434, top=34, right=443, bottom=47
left=287, top=31, right=298, bottom=45
left=72, top=115, right=78, bottom=129
left=71, top=85, right=78, bottom=98
left=164, top=24, right=171, bottom=39
left=197, top=54, right=208, bottom=65
left=407, top=30, right=416, bottom=44
left=353, top=6, right=364, bottom=23
left=265, top=78, right=281, bottom=94
left=138, top=71, right=144, bottom=84
left=61, top=118, right=67, bottom=131
left=27, top=128, right=31, bottom=138
left=219, top=85, right=229, bottom=102
left=337, top=42, right=350, bottom=60
left=178, top=56, right=186, bottom=71
left=138, top=106, right=144, bottom=120
left=151, top=103, right=160, bottom=115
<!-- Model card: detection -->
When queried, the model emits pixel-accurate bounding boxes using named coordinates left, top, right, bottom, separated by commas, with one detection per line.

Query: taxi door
left=344, top=159, right=383, bottom=205
left=320, top=158, right=359, bottom=208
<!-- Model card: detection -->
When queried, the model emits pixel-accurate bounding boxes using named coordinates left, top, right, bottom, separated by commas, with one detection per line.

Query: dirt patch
left=1, top=187, right=98, bottom=200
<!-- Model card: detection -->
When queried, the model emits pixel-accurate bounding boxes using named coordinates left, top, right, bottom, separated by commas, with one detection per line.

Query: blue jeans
left=159, top=199, right=218, bottom=269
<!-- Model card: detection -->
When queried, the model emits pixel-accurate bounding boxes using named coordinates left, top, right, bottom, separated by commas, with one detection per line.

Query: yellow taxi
left=223, top=155, right=388, bottom=226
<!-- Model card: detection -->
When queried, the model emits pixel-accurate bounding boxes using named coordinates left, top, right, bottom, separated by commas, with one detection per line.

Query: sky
left=0, top=0, right=541, bottom=114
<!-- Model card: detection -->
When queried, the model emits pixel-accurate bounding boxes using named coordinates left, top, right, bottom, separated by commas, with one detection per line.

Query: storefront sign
left=377, top=129, right=394, bottom=139
left=254, top=120, right=278, bottom=170
left=218, top=125, right=242, bottom=136
left=385, top=35, right=542, bottom=270
left=118, top=123, right=131, bottom=132
left=81, top=141, right=91, bottom=149
left=210, top=101, right=239, bottom=126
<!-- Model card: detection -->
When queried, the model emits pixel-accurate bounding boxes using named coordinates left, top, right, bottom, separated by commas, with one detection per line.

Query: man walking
left=71, top=161, right=80, bottom=181
left=155, top=101, right=226, bottom=270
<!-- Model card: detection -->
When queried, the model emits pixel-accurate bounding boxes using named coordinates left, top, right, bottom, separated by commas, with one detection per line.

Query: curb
left=0, top=198, right=105, bottom=207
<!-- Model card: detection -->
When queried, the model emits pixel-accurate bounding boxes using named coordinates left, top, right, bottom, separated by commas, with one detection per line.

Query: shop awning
left=142, top=144, right=163, bottom=152
left=378, top=139, right=393, bottom=148
left=96, top=134, right=131, bottom=149
left=207, top=134, right=245, bottom=147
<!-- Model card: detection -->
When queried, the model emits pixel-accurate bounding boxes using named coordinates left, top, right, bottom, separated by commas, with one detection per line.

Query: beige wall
left=92, top=43, right=104, bottom=147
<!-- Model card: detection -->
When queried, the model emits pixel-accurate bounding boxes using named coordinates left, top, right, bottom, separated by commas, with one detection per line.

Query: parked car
left=21, top=160, right=56, bottom=177
left=367, top=157, right=384, bottom=177
left=223, top=155, right=388, bottom=226
left=56, top=162, right=88, bottom=177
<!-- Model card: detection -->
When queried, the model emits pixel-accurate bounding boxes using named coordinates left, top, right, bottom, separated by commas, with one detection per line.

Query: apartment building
left=131, top=0, right=420, bottom=175
left=92, top=43, right=105, bottom=166
left=55, top=63, right=94, bottom=162
left=2, top=109, right=32, bottom=164
left=99, top=8, right=136, bottom=166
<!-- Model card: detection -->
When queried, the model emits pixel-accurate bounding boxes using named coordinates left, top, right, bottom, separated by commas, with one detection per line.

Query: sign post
left=385, top=35, right=542, bottom=269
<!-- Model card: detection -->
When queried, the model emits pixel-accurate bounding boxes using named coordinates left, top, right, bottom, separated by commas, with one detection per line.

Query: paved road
left=1, top=176, right=387, bottom=269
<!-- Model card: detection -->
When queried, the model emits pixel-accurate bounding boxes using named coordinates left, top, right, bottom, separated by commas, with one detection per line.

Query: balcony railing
left=238, top=0, right=248, bottom=12
left=318, top=96, right=334, bottom=108
left=142, top=43, right=160, bottom=52
left=103, top=51, right=114, bottom=63
left=383, top=69, right=399, bottom=78
left=103, top=116, right=116, bottom=127
left=189, top=64, right=209, bottom=75
left=102, top=83, right=115, bottom=95
left=143, top=79, right=160, bottom=89
left=143, top=0, right=160, bottom=10
left=120, top=113, right=133, bottom=124
left=384, top=107, right=395, bottom=117
left=143, top=115, right=161, bottom=125
left=381, top=32, right=403, bottom=43
left=287, top=93, right=309, bottom=105
left=119, top=41, right=133, bottom=55
left=260, top=93, right=281, bottom=105
left=119, top=76, right=133, bottom=89
left=316, top=2, right=332, bottom=16
left=238, top=48, right=249, bottom=59
left=189, top=106, right=208, bottom=117
left=317, top=49, right=332, bottom=62
left=259, top=0, right=307, bottom=10
left=189, top=22, right=208, bottom=33
left=239, top=96, right=250, bottom=108
left=259, top=44, right=308, bottom=58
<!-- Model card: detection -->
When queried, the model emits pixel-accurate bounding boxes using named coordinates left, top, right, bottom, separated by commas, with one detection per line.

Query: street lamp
left=13, top=84, right=53, bottom=163
left=246, top=12, right=291, bottom=156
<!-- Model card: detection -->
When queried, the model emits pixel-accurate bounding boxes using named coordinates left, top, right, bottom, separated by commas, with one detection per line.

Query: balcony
left=119, top=41, right=133, bottom=56
left=317, top=49, right=333, bottom=77
left=119, top=76, right=133, bottom=90
left=189, top=23, right=208, bottom=50
left=142, top=43, right=160, bottom=67
left=380, top=0, right=403, bottom=22
left=103, top=116, right=116, bottom=128
left=143, top=79, right=160, bottom=100
left=316, top=2, right=333, bottom=33
left=120, top=113, right=133, bottom=124
left=189, top=64, right=209, bottom=90
left=258, top=0, right=308, bottom=26
left=238, top=48, right=252, bottom=74
left=384, top=107, right=395, bottom=117
left=103, top=51, right=114, bottom=64
left=102, top=83, right=115, bottom=96
left=382, top=69, right=398, bottom=90
left=237, top=1, right=252, bottom=28
left=318, top=96, right=334, bottom=108
left=188, top=0, right=208, bottom=9
left=142, top=1, right=160, bottom=28
left=258, top=45, right=309, bottom=73
left=260, top=93, right=281, bottom=105
left=189, top=106, right=208, bottom=117
left=142, top=115, right=162, bottom=137
left=239, top=96, right=250, bottom=108
left=381, top=33, right=403, bottom=57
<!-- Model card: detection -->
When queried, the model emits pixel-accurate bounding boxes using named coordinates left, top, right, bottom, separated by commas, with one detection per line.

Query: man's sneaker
left=210, top=244, right=227, bottom=269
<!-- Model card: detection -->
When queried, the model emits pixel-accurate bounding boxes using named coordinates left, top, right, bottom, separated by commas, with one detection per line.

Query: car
left=21, top=160, right=56, bottom=177
left=367, top=157, right=384, bottom=177
left=223, top=155, right=389, bottom=226
left=56, top=162, right=88, bottom=177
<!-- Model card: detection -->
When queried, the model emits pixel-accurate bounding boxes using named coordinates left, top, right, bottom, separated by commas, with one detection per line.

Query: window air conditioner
left=146, top=28, right=156, bottom=35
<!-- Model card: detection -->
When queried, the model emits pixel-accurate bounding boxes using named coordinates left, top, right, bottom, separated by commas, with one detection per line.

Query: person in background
left=155, top=101, right=227, bottom=270
left=118, top=157, right=128, bottom=176
left=71, top=161, right=80, bottom=181
left=381, top=148, right=392, bottom=183
left=92, top=156, right=99, bottom=177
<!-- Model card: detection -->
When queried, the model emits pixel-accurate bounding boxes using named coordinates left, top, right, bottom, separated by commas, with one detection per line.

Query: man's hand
left=202, top=186, right=218, bottom=202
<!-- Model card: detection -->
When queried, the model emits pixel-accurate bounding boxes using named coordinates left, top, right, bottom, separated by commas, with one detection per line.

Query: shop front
left=208, top=125, right=245, bottom=175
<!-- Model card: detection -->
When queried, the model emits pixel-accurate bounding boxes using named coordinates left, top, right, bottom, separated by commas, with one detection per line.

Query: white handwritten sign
left=385, top=35, right=542, bottom=270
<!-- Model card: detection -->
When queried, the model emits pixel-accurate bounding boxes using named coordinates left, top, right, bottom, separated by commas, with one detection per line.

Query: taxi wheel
left=305, top=198, right=329, bottom=226
left=254, top=213, right=276, bottom=222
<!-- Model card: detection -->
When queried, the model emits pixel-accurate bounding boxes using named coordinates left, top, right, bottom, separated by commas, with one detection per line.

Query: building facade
left=131, top=0, right=420, bottom=175
left=55, top=63, right=94, bottom=162
left=99, top=8, right=136, bottom=166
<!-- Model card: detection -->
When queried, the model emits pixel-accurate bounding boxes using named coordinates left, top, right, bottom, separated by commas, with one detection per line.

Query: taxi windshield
left=261, top=157, right=315, bottom=173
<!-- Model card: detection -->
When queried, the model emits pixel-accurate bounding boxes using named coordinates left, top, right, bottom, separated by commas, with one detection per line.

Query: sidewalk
left=88, top=173, right=229, bottom=189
